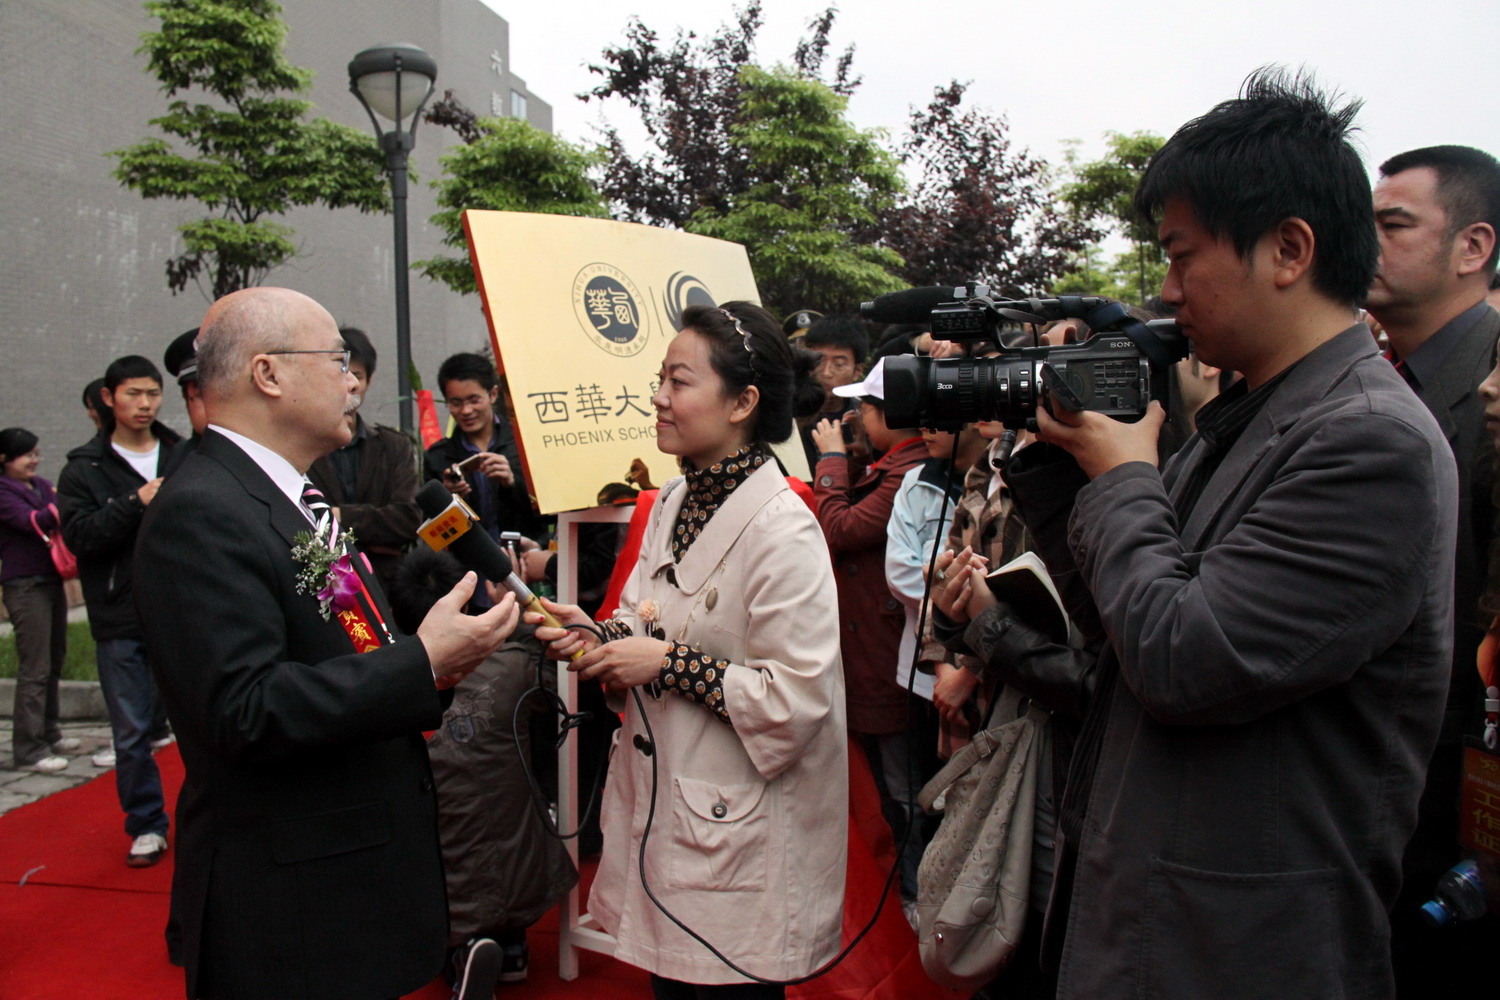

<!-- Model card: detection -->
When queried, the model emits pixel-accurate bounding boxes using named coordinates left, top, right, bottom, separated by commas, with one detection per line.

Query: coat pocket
left=270, top=801, right=392, bottom=865
left=666, top=776, right=769, bottom=892
left=1140, top=857, right=1338, bottom=999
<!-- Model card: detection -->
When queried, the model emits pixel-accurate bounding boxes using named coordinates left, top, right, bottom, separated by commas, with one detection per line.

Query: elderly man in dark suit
left=136, top=286, right=519, bottom=1000
left=1365, top=144, right=1500, bottom=995
left=937, top=71, right=1456, bottom=999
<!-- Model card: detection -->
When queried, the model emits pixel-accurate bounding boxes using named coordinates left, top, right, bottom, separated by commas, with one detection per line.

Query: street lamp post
left=348, top=43, right=438, bottom=436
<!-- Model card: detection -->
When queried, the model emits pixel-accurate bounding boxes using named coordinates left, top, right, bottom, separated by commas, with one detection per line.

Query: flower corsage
left=291, top=529, right=360, bottom=621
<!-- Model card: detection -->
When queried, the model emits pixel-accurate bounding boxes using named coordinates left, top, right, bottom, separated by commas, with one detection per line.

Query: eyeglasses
left=445, top=394, right=490, bottom=411
left=815, top=355, right=855, bottom=373
left=267, top=349, right=351, bottom=373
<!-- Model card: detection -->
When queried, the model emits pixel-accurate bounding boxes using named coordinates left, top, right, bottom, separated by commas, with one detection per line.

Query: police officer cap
left=164, top=328, right=199, bottom=385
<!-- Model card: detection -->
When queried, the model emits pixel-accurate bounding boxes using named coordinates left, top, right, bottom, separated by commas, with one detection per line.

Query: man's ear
left=250, top=355, right=284, bottom=398
left=1268, top=217, right=1317, bottom=290
left=100, top=387, right=115, bottom=410
left=1456, top=222, right=1497, bottom=279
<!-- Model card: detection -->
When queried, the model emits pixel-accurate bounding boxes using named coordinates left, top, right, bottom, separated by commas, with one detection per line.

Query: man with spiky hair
left=947, top=69, right=1455, bottom=997
left=1365, top=143, right=1500, bottom=995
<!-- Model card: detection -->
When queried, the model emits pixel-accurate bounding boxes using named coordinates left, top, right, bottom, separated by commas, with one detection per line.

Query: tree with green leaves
left=418, top=93, right=609, bottom=296
left=109, top=0, right=388, bottom=298
left=687, top=66, right=905, bottom=314
left=1055, top=131, right=1167, bottom=304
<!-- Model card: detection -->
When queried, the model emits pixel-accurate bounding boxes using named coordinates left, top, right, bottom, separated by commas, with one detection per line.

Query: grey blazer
left=1045, top=325, right=1456, bottom=999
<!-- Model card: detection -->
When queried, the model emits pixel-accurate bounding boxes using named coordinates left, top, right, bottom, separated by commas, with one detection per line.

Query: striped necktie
left=300, top=482, right=340, bottom=550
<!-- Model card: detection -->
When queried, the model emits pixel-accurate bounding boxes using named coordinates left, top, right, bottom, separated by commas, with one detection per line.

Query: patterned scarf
left=670, top=444, right=769, bottom=562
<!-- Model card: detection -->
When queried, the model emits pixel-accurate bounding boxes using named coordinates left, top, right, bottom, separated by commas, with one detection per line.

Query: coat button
left=666, top=567, right=677, bottom=586
left=633, top=734, right=655, bottom=757
left=712, top=801, right=728, bottom=818
left=420, top=777, right=433, bottom=792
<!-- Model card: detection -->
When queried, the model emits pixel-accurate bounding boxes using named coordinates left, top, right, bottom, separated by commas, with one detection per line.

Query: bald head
left=195, top=287, right=357, bottom=471
left=196, top=288, right=332, bottom=398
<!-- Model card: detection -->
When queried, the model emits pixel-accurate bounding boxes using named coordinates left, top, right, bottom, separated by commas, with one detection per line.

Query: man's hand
left=1035, top=400, right=1165, bottom=480
left=811, top=417, right=846, bottom=456
left=478, top=452, right=514, bottom=487
left=519, top=548, right=551, bottom=584
left=933, top=661, right=979, bottom=725
left=570, top=636, right=670, bottom=695
left=417, top=573, right=518, bottom=682
left=138, top=478, right=164, bottom=506
left=441, top=470, right=472, bottom=497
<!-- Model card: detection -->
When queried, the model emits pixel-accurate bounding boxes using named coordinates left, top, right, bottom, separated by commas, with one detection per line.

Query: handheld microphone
left=414, top=480, right=573, bottom=644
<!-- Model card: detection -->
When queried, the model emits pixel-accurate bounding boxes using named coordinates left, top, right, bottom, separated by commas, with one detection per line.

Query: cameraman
left=939, top=69, right=1456, bottom=998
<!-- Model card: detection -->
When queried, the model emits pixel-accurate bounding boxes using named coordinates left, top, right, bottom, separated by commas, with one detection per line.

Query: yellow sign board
left=464, top=211, right=809, bottom=514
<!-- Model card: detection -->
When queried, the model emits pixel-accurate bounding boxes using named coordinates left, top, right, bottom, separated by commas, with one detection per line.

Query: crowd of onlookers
left=6, top=107, right=1500, bottom=997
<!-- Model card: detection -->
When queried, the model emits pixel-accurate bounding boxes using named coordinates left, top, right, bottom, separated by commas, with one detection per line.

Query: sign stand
left=555, top=504, right=633, bottom=979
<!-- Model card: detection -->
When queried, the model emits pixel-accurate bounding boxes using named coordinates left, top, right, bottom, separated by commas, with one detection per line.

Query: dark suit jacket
left=1016, top=326, right=1456, bottom=999
left=307, top=420, right=421, bottom=589
left=135, top=430, right=448, bottom=1000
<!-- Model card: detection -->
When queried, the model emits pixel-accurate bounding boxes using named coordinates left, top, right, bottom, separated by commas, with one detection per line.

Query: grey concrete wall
left=0, top=0, right=552, bottom=479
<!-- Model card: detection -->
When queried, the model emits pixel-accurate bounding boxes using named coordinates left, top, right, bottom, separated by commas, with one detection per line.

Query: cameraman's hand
left=1036, top=399, right=1165, bottom=480
left=811, top=417, right=846, bottom=456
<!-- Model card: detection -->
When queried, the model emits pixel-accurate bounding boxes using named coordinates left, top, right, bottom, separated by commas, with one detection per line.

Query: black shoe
left=452, top=937, right=501, bottom=1000
left=497, top=940, right=528, bottom=984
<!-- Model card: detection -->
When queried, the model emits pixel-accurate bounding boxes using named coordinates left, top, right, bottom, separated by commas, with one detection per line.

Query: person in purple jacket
left=0, top=427, right=75, bottom=772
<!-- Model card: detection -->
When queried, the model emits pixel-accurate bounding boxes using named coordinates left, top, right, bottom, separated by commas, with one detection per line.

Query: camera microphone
left=414, top=480, right=570, bottom=639
left=860, top=286, right=968, bottom=323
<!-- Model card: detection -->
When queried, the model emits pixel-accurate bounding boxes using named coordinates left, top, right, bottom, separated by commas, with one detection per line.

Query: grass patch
left=0, top=621, right=99, bottom=681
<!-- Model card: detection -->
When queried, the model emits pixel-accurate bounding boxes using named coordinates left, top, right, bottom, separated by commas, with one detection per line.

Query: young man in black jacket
left=58, top=355, right=179, bottom=867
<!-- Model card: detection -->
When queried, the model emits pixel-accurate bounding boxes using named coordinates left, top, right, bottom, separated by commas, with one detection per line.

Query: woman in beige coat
left=532, top=302, right=846, bottom=998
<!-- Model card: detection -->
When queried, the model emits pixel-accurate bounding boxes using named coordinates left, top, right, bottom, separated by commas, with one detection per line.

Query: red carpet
left=0, top=744, right=954, bottom=999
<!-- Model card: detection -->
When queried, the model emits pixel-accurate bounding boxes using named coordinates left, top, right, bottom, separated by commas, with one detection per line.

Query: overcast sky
left=485, top=0, right=1500, bottom=181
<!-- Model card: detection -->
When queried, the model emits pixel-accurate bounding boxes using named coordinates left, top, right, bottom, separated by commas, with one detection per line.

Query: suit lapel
left=1419, top=306, right=1500, bottom=444
left=197, top=431, right=312, bottom=550
left=1177, top=324, right=1375, bottom=550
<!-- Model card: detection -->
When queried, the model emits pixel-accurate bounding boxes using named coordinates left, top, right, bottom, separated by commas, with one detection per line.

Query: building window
left=511, top=90, right=528, bottom=120
left=491, top=91, right=505, bottom=117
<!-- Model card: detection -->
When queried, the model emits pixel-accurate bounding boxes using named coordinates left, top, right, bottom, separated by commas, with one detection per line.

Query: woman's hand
left=569, top=636, right=670, bottom=695
left=933, top=661, right=979, bottom=725
left=932, top=546, right=989, bottom=623
left=811, top=417, right=846, bottom=456
left=525, top=596, right=598, bottom=661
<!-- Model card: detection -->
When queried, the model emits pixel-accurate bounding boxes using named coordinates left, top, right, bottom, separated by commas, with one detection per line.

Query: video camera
left=860, top=284, right=1189, bottom=431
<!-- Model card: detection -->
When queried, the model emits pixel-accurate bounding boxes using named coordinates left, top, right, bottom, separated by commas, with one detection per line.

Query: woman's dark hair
left=680, top=301, right=825, bottom=446
left=0, top=427, right=39, bottom=464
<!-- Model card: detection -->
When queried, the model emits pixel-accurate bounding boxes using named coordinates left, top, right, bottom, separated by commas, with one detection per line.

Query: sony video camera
left=860, top=284, right=1189, bottom=430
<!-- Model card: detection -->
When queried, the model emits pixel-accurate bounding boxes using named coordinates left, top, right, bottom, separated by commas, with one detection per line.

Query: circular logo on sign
left=573, top=263, right=649, bottom=357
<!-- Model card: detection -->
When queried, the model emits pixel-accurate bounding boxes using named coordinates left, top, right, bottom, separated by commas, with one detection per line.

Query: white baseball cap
left=831, top=357, right=888, bottom=400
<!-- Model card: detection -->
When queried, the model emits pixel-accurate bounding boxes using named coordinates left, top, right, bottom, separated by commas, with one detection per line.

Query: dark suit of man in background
left=307, top=325, right=421, bottom=591
left=136, top=287, right=519, bottom=1000
left=1364, top=144, right=1500, bottom=995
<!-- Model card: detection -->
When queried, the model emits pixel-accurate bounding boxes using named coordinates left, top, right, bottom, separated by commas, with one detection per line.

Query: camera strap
left=1082, top=300, right=1178, bottom=371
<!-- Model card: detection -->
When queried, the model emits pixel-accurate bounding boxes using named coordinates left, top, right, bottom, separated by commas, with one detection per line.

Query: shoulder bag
left=30, top=503, right=78, bottom=581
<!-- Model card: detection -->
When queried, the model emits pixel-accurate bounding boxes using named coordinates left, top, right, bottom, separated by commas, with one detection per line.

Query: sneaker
left=497, top=940, right=529, bottom=984
left=29, top=755, right=69, bottom=773
left=92, top=747, right=116, bottom=767
left=451, top=937, right=501, bottom=1000
left=127, top=832, right=168, bottom=868
left=149, top=733, right=176, bottom=750
left=51, top=737, right=82, bottom=753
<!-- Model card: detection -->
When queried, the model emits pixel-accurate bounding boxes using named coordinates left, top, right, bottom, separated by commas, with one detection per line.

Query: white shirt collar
left=209, top=424, right=316, bottom=525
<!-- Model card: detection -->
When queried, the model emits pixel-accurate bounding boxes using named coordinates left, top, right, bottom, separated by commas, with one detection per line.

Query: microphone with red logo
left=414, top=480, right=570, bottom=640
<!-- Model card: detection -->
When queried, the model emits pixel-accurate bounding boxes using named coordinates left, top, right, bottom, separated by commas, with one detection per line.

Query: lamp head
left=348, top=43, right=437, bottom=127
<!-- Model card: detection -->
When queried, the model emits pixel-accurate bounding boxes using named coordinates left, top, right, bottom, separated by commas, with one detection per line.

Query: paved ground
left=0, top=717, right=117, bottom=818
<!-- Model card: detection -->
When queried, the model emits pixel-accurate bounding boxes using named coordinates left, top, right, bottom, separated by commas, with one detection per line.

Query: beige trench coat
left=590, top=461, right=848, bottom=984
